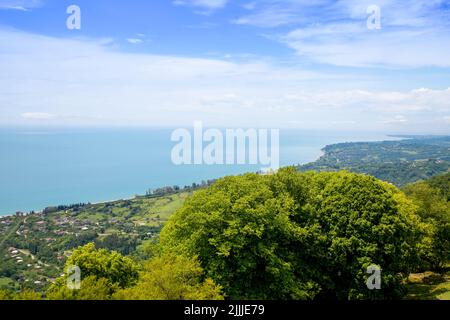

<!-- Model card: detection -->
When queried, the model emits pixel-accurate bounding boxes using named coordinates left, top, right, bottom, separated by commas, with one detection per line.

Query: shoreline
left=0, top=195, right=142, bottom=219
left=0, top=134, right=413, bottom=218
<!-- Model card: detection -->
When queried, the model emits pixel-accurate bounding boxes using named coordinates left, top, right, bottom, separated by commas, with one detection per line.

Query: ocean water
left=0, top=127, right=397, bottom=215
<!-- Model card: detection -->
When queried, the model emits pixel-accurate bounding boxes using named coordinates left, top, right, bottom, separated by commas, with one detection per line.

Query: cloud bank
left=235, top=0, right=450, bottom=67
left=0, top=28, right=449, bottom=133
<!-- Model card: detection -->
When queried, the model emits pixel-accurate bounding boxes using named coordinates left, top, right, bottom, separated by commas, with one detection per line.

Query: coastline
left=0, top=134, right=413, bottom=217
left=0, top=195, right=140, bottom=219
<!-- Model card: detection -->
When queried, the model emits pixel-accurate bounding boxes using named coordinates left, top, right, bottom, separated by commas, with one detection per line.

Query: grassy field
left=405, top=270, right=450, bottom=300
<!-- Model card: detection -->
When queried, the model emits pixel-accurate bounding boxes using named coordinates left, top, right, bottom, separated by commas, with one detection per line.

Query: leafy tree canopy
left=403, top=175, right=449, bottom=270
left=0, top=289, right=42, bottom=300
left=161, top=168, right=426, bottom=300
left=113, top=254, right=223, bottom=300
left=426, top=172, right=450, bottom=201
left=46, top=243, right=139, bottom=300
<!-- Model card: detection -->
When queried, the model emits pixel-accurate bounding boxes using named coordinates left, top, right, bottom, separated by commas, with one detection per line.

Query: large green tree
left=46, top=243, right=139, bottom=300
left=46, top=276, right=112, bottom=300
left=161, top=168, right=426, bottom=299
left=113, top=254, right=223, bottom=300
left=403, top=177, right=450, bottom=270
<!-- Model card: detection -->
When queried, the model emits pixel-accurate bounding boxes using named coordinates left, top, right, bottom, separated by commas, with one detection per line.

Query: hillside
left=299, top=136, right=450, bottom=186
left=0, top=192, right=191, bottom=292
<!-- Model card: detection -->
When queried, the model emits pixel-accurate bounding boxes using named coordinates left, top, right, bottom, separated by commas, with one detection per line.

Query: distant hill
left=299, top=136, right=450, bottom=186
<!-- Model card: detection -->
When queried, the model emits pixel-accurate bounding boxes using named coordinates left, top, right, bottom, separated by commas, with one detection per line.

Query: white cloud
left=234, top=0, right=450, bottom=68
left=173, top=0, right=227, bottom=10
left=234, top=0, right=450, bottom=28
left=234, top=12, right=299, bottom=28
left=242, top=2, right=257, bottom=11
left=127, top=38, right=144, bottom=44
left=232, top=0, right=335, bottom=27
left=127, top=33, right=146, bottom=45
left=0, top=0, right=43, bottom=11
left=282, top=24, right=450, bottom=68
left=21, top=112, right=56, bottom=120
left=0, top=28, right=449, bottom=133
left=382, top=115, right=408, bottom=124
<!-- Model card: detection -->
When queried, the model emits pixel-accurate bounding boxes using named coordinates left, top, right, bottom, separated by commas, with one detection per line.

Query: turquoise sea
left=0, top=128, right=398, bottom=215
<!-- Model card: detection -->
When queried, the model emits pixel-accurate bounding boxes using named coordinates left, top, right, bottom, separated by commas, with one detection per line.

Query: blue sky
left=0, top=0, right=449, bottom=133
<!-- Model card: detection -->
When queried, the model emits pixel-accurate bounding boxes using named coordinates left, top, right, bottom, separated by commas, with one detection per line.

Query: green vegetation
left=427, top=173, right=450, bottom=201
left=40, top=244, right=222, bottom=300
left=403, top=173, right=450, bottom=270
left=113, top=254, right=223, bottom=300
left=0, top=191, right=191, bottom=292
left=299, top=136, right=450, bottom=186
left=0, top=289, right=42, bottom=300
left=46, top=243, right=139, bottom=300
left=161, top=168, right=427, bottom=300
left=0, top=136, right=448, bottom=300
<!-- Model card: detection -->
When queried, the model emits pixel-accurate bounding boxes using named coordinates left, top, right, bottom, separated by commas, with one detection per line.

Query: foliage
left=161, top=168, right=426, bottom=300
left=94, top=233, right=138, bottom=256
left=113, top=254, right=223, bottom=300
left=299, top=137, right=450, bottom=187
left=427, top=172, right=450, bottom=201
left=46, top=243, right=139, bottom=299
left=0, top=289, right=42, bottom=300
left=134, top=238, right=163, bottom=261
left=0, top=192, right=189, bottom=292
left=0, top=289, right=8, bottom=300
left=1, top=136, right=448, bottom=299
left=12, top=290, right=42, bottom=300
left=65, top=243, right=139, bottom=288
left=403, top=177, right=450, bottom=270
left=46, top=276, right=114, bottom=300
